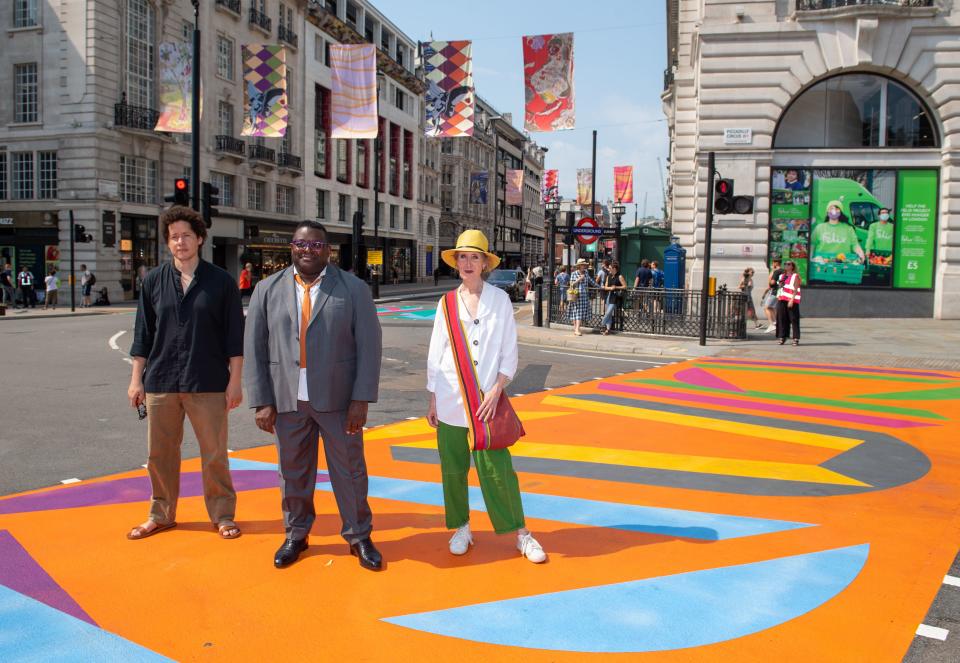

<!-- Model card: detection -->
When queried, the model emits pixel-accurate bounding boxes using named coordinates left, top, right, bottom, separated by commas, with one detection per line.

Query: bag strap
left=441, top=290, right=491, bottom=450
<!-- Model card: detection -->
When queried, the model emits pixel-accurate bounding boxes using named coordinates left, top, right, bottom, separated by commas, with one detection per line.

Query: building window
left=381, top=29, right=391, bottom=52
left=210, top=172, right=234, bottom=207
left=337, top=140, right=349, bottom=182
left=12, top=153, right=33, bottom=200
left=357, top=140, right=368, bottom=187
left=314, top=84, right=330, bottom=177
left=389, top=204, right=397, bottom=229
left=0, top=151, right=6, bottom=200
left=316, top=189, right=328, bottom=219
left=277, top=185, right=296, bottom=215
left=345, top=1, right=358, bottom=28
left=119, top=156, right=157, bottom=204
left=38, top=151, right=57, bottom=199
left=125, top=0, right=155, bottom=109
left=248, top=178, right=266, bottom=211
left=403, top=208, right=411, bottom=231
left=314, top=34, right=325, bottom=64
left=338, top=193, right=349, bottom=223
left=216, top=35, right=234, bottom=80
left=403, top=130, right=413, bottom=199
left=395, top=88, right=405, bottom=111
left=14, top=0, right=38, bottom=28
left=14, top=63, right=38, bottom=123
left=218, top=100, right=234, bottom=136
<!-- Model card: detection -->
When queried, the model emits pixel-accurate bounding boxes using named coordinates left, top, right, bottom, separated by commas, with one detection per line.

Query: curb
left=515, top=324, right=721, bottom=358
left=0, top=308, right=134, bottom=321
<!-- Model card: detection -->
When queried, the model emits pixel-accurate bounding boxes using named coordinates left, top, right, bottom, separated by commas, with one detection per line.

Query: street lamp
left=477, top=110, right=505, bottom=256
left=611, top=201, right=626, bottom=266
left=544, top=197, right=562, bottom=329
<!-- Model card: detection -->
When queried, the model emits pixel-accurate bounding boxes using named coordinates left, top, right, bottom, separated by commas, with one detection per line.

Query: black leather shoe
left=349, top=537, right=383, bottom=571
left=274, top=537, right=308, bottom=568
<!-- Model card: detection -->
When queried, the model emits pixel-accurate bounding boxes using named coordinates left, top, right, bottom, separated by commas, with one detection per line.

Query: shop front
left=381, top=237, right=416, bottom=283
left=119, top=214, right=159, bottom=300
left=0, top=211, right=60, bottom=303
left=241, top=223, right=295, bottom=283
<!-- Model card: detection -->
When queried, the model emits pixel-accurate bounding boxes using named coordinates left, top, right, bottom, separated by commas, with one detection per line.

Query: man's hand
left=255, top=405, right=277, bottom=434
left=127, top=380, right=145, bottom=409
left=476, top=385, right=502, bottom=423
left=345, top=400, right=368, bottom=436
left=225, top=379, right=243, bottom=410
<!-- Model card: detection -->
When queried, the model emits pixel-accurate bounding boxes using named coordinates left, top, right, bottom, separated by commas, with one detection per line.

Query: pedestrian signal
left=165, top=178, right=190, bottom=207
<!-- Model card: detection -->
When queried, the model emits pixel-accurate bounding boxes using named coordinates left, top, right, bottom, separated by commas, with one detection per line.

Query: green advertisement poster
left=769, top=168, right=812, bottom=284
left=894, top=170, right=938, bottom=289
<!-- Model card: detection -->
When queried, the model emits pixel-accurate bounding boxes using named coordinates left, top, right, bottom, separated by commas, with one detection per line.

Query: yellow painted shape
left=541, top=395, right=861, bottom=452
left=393, top=438, right=869, bottom=487
left=364, top=410, right=574, bottom=441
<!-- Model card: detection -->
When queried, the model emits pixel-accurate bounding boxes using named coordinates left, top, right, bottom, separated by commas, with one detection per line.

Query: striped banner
left=423, top=41, right=475, bottom=137
left=542, top=169, right=558, bottom=203
left=442, top=291, right=491, bottom=451
left=506, top=169, right=524, bottom=205
left=155, top=42, right=195, bottom=133
left=241, top=44, right=288, bottom=138
left=522, top=32, right=575, bottom=132
left=329, top=43, right=378, bottom=139
left=576, top=169, right=593, bottom=206
left=614, top=165, right=634, bottom=203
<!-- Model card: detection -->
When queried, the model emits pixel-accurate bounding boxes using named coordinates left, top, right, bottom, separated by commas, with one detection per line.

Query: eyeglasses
left=290, top=240, right=328, bottom=252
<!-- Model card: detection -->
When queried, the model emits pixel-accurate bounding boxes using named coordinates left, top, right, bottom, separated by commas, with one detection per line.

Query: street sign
left=573, top=217, right=601, bottom=244
left=367, top=250, right=383, bottom=266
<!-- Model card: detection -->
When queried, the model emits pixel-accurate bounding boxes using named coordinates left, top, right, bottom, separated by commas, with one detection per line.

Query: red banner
left=614, top=166, right=634, bottom=203
left=522, top=33, right=575, bottom=132
left=542, top=169, right=558, bottom=203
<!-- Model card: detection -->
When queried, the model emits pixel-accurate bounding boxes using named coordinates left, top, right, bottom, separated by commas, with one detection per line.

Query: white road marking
left=916, top=624, right=949, bottom=641
left=141, top=464, right=148, bottom=468
left=108, top=330, right=126, bottom=350
left=534, top=349, right=667, bottom=364
left=514, top=393, right=526, bottom=397
left=227, top=449, right=234, bottom=453
left=405, top=417, right=418, bottom=420
left=593, top=377, right=605, bottom=380
left=384, top=357, right=401, bottom=362
left=944, top=575, right=960, bottom=587
left=123, top=357, right=133, bottom=365
left=60, top=478, right=81, bottom=485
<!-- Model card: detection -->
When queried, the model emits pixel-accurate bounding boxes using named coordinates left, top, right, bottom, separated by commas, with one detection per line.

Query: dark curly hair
left=159, top=206, right=207, bottom=243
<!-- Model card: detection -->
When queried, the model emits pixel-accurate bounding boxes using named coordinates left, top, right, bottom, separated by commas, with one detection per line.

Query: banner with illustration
left=769, top=168, right=812, bottom=283
left=542, top=169, right=558, bottom=203
left=614, top=165, right=634, bottom=203
left=329, top=44, right=378, bottom=139
left=522, top=33, right=575, bottom=132
left=506, top=169, right=524, bottom=205
left=155, top=42, right=197, bottom=133
left=576, top=169, right=592, bottom=206
left=894, top=170, right=937, bottom=289
left=422, top=41, right=475, bottom=137
left=241, top=44, right=288, bottom=138
left=469, top=171, right=488, bottom=205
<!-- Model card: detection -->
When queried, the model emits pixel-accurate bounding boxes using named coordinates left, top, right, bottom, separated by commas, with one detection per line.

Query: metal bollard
left=534, top=282, right=543, bottom=327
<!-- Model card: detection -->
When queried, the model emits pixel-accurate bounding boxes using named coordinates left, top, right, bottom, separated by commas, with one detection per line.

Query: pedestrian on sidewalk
left=601, top=261, right=627, bottom=335
left=0, top=262, right=14, bottom=309
left=650, top=260, right=665, bottom=314
left=244, top=220, right=384, bottom=571
left=80, top=265, right=94, bottom=308
left=762, top=258, right=783, bottom=333
left=43, top=268, right=59, bottom=310
left=738, top=268, right=764, bottom=329
left=776, top=260, right=802, bottom=346
left=126, top=206, right=244, bottom=542
left=569, top=258, right=598, bottom=336
left=555, top=266, right=570, bottom=317
left=238, top=262, right=253, bottom=302
left=426, top=229, right=547, bottom=564
left=17, top=265, right=36, bottom=309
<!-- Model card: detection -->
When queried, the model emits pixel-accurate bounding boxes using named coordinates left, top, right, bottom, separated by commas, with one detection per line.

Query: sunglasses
left=290, top=240, right=328, bottom=252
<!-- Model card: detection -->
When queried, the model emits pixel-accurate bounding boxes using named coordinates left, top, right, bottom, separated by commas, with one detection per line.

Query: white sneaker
left=449, top=524, right=473, bottom=555
left=517, top=533, right=547, bottom=564
left=764, top=325, right=776, bottom=333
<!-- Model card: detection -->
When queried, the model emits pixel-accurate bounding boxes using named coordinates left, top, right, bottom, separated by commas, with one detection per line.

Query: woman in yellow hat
left=424, top=229, right=547, bottom=563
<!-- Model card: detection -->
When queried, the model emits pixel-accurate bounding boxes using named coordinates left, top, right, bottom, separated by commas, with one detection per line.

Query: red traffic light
left=715, top=179, right=732, bottom=196
left=175, top=178, right=188, bottom=191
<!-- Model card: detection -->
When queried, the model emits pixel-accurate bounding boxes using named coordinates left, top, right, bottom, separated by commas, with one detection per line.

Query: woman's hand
left=476, top=385, right=502, bottom=422
left=426, top=393, right=439, bottom=428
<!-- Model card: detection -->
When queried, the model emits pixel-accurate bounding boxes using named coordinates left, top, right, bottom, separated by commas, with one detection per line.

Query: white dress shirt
left=294, top=266, right=326, bottom=401
left=427, top=283, right=518, bottom=427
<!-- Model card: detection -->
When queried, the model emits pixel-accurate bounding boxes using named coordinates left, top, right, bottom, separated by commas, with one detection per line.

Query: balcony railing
left=215, top=135, right=245, bottom=156
left=797, top=0, right=933, bottom=9
left=278, top=152, right=302, bottom=171
left=215, top=0, right=241, bottom=14
left=248, top=144, right=276, bottom=164
left=279, top=25, right=298, bottom=48
left=248, top=6, right=272, bottom=32
left=114, top=102, right=159, bottom=131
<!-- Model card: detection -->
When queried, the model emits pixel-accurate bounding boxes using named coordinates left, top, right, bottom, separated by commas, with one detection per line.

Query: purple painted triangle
left=674, top=367, right=745, bottom=392
left=0, top=530, right=97, bottom=625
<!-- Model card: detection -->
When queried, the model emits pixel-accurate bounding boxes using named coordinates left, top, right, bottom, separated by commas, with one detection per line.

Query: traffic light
left=563, top=211, right=575, bottom=245
left=201, top=181, right=220, bottom=228
left=713, top=178, right=755, bottom=216
left=164, top=178, right=190, bottom=206
left=73, top=224, right=92, bottom=243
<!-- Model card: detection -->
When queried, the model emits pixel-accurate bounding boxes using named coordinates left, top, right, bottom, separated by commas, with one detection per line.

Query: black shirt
left=131, top=260, right=244, bottom=393
left=635, top=266, right=652, bottom=287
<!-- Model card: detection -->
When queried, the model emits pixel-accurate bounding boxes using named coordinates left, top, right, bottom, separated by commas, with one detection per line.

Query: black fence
left=547, top=286, right=747, bottom=340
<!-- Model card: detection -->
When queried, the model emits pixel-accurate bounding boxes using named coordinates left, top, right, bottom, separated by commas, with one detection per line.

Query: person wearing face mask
left=810, top=200, right=865, bottom=265
left=865, top=208, right=895, bottom=257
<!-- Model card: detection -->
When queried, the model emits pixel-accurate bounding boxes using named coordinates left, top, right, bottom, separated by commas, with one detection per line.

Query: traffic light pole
left=191, top=1, right=201, bottom=211
left=545, top=211, right=557, bottom=328
left=69, top=210, right=76, bottom=313
left=698, top=151, right=716, bottom=347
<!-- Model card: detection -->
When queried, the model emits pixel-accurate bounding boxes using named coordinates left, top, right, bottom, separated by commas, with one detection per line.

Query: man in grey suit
left=244, top=220, right=383, bottom=570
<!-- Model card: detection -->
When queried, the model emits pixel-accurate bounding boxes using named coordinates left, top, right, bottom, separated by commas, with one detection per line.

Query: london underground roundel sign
left=573, top=217, right=602, bottom=245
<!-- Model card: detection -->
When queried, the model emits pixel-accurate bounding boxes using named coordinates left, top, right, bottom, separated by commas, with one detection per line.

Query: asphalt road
left=0, top=304, right=679, bottom=495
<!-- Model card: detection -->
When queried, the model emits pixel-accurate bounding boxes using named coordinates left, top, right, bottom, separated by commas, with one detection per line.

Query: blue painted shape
left=0, top=585, right=172, bottom=662
left=383, top=544, right=869, bottom=653
left=226, top=459, right=810, bottom=540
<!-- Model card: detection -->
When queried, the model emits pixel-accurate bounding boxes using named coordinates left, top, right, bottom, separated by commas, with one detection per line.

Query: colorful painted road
left=377, top=303, right=437, bottom=321
left=2, top=358, right=960, bottom=661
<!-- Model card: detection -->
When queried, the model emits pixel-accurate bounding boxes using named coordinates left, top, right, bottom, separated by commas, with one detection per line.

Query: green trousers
left=437, top=422, right=526, bottom=534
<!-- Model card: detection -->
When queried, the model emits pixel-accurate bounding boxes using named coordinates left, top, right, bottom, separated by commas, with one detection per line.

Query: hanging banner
left=241, top=44, right=288, bottom=138
left=894, top=169, right=938, bottom=289
left=469, top=172, right=488, bottom=205
left=329, top=43, right=378, bottom=139
left=422, top=40, right=475, bottom=137
left=506, top=170, right=524, bottom=205
left=155, top=42, right=196, bottom=133
left=522, top=32, right=575, bottom=132
left=614, top=166, right=634, bottom=204
left=576, top=169, right=593, bottom=206
left=542, top=169, right=558, bottom=203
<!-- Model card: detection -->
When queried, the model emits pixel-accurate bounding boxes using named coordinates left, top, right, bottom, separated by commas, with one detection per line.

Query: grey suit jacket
left=243, top=264, right=382, bottom=414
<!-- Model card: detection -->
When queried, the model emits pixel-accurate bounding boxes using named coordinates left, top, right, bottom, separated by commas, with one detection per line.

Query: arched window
left=427, top=217, right=435, bottom=236
left=774, top=74, right=938, bottom=149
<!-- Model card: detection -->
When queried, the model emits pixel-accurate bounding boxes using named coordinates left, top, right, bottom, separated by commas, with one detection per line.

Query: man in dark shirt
left=633, top=259, right=653, bottom=288
left=0, top=262, right=14, bottom=309
left=126, top=206, right=245, bottom=541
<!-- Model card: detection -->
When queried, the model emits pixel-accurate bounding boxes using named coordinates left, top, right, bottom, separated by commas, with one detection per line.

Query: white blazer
left=426, top=283, right=519, bottom=427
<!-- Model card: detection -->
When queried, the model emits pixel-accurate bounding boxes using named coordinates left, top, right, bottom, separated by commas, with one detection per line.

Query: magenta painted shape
left=598, top=383, right=933, bottom=429
left=0, top=530, right=97, bottom=625
left=700, top=359, right=954, bottom=379
left=0, top=470, right=319, bottom=516
left=673, top=367, right=745, bottom=392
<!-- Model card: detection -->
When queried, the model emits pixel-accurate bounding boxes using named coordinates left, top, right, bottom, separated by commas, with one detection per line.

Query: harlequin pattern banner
left=329, top=43, right=378, bottom=139
left=422, top=41, right=475, bottom=137
left=522, top=32, right=575, bottom=132
left=506, top=169, right=524, bottom=205
left=576, top=169, right=593, bottom=205
left=614, top=166, right=634, bottom=203
left=155, top=42, right=195, bottom=133
left=469, top=172, right=488, bottom=205
left=241, top=44, right=288, bottom=138
left=542, top=169, right=559, bottom=203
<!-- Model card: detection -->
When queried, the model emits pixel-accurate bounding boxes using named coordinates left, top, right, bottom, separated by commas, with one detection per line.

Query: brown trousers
left=145, top=392, right=236, bottom=526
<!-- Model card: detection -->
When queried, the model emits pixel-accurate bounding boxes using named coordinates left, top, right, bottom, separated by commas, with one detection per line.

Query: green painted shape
left=850, top=386, right=960, bottom=402
left=631, top=378, right=945, bottom=420
left=692, top=363, right=952, bottom=385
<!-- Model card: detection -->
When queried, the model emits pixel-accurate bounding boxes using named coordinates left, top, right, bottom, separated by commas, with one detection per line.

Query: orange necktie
left=294, top=274, right=315, bottom=368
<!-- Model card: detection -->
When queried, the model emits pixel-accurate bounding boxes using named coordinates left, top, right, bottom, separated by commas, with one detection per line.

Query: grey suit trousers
left=275, top=400, right=372, bottom=544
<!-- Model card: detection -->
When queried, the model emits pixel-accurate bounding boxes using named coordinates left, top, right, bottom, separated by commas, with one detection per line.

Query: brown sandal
left=127, top=521, right=176, bottom=540
left=217, top=523, right=242, bottom=539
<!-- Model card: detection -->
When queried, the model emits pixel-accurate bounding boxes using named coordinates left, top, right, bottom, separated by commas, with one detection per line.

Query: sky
left=372, top=0, right=669, bottom=223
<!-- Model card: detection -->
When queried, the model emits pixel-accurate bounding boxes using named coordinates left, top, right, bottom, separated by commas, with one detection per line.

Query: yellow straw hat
left=441, top=229, right=501, bottom=270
